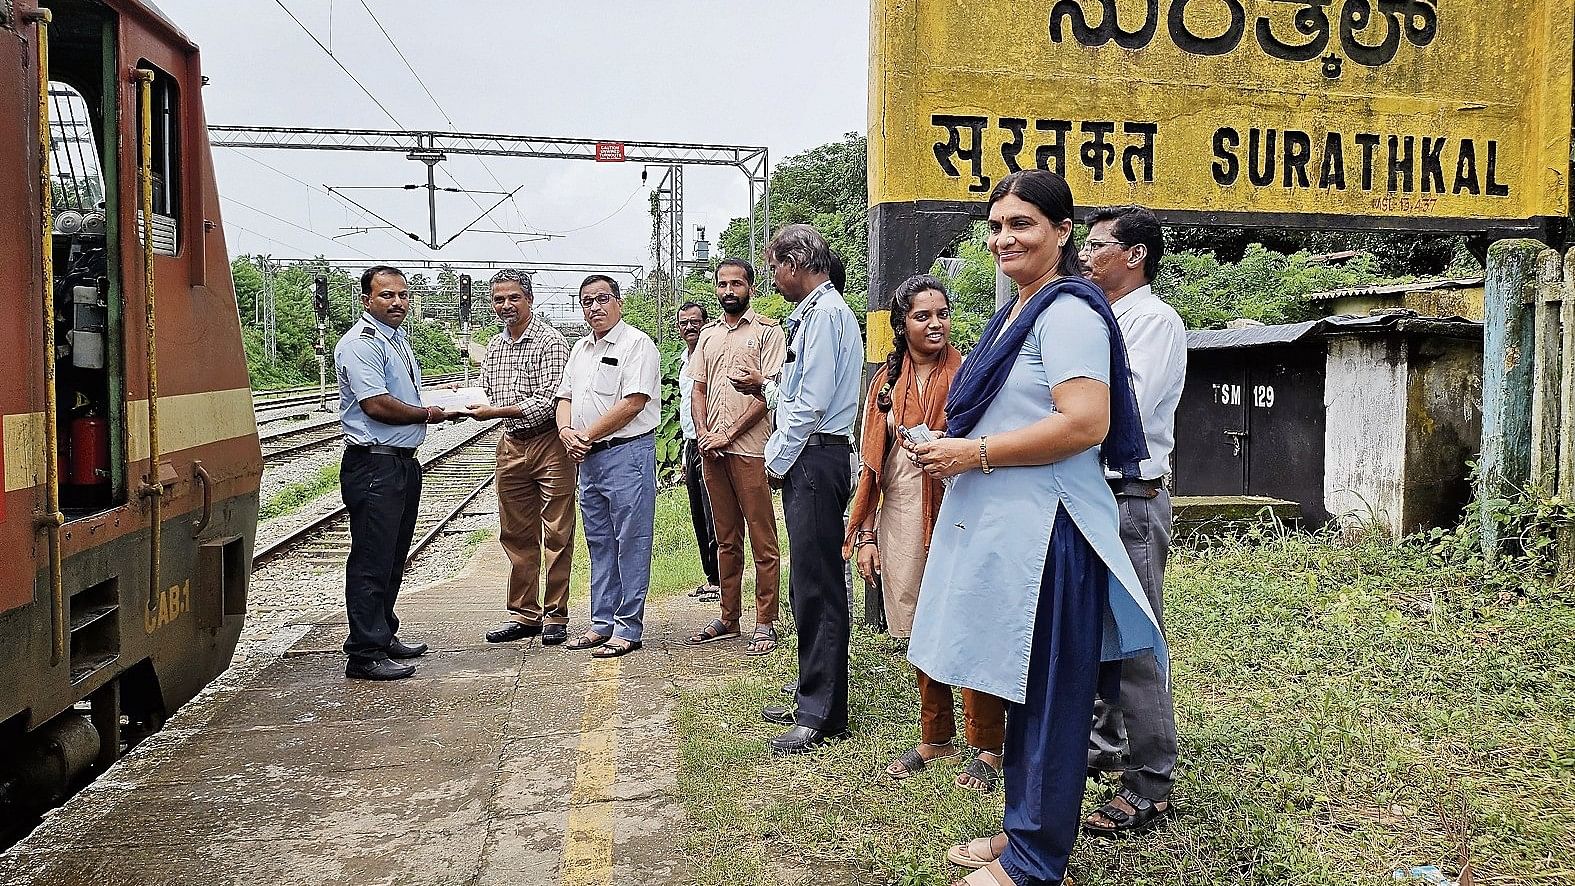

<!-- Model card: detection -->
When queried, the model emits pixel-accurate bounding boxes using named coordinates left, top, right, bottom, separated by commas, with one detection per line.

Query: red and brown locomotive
left=0, top=0, right=259, bottom=826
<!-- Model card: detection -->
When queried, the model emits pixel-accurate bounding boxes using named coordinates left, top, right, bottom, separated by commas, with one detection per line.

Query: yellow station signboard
left=869, top=0, right=1574, bottom=226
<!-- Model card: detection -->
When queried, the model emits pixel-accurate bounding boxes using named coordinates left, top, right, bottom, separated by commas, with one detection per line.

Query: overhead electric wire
left=223, top=219, right=333, bottom=257
left=356, top=0, right=532, bottom=260
left=221, top=147, right=414, bottom=255
left=537, top=183, right=646, bottom=235
left=222, top=195, right=375, bottom=259
left=271, top=0, right=404, bottom=128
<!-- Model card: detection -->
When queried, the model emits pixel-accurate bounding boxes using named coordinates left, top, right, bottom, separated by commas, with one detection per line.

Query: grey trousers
left=1090, top=487, right=1179, bottom=801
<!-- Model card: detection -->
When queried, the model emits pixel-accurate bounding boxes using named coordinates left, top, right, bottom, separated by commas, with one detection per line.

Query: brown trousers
left=700, top=452, right=780, bottom=626
left=496, top=432, right=577, bottom=625
left=916, top=668, right=1007, bottom=750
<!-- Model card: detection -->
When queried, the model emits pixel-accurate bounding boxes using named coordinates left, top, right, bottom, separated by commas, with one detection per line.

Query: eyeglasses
left=580, top=293, right=616, bottom=309
left=1079, top=238, right=1130, bottom=254
left=676, top=319, right=704, bottom=328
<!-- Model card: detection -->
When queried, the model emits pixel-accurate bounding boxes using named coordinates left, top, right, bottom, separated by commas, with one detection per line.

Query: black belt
left=1108, top=477, right=1162, bottom=499
left=586, top=430, right=653, bottom=456
left=805, top=433, right=850, bottom=447
left=507, top=422, right=555, bottom=442
left=346, top=442, right=417, bottom=458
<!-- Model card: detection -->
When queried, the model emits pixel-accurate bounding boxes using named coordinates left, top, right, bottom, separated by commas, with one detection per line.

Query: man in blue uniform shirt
left=335, top=265, right=451, bottom=681
left=753, top=225, right=864, bottom=753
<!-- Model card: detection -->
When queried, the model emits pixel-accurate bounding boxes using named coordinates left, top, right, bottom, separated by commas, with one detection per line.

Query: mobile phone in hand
left=897, top=424, right=953, bottom=488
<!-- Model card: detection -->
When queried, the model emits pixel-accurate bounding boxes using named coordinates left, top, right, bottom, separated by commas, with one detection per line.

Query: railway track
left=252, top=420, right=502, bottom=571
left=258, top=415, right=343, bottom=464
left=253, top=372, right=469, bottom=425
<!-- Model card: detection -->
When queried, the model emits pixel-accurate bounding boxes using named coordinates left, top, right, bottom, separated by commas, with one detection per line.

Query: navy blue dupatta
left=943, top=276, right=1148, bottom=479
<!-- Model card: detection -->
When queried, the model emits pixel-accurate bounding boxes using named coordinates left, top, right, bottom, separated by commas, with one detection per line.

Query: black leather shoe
left=762, top=704, right=796, bottom=725
left=387, top=638, right=428, bottom=659
left=486, top=622, right=542, bottom=643
left=346, top=657, right=416, bottom=681
left=769, top=724, right=850, bottom=755
left=541, top=624, right=569, bottom=646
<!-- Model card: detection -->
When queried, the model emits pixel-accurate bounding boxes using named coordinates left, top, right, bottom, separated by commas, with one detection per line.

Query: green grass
left=671, top=522, right=1575, bottom=885
left=259, top=463, right=340, bottom=521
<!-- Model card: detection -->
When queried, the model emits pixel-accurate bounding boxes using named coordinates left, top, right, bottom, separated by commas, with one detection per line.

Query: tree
left=720, top=132, right=869, bottom=300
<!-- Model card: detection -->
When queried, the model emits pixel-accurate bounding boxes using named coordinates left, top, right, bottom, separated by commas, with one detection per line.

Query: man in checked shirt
left=467, top=269, right=577, bottom=647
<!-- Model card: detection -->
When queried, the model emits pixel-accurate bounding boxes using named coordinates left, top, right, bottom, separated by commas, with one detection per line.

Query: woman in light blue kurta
left=906, top=171, right=1165, bottom=886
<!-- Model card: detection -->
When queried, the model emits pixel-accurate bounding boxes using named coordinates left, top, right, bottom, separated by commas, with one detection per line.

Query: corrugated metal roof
left=1303, top=276, right=1484, bottom=302
left=1187, top=313, right=1481, bottom=350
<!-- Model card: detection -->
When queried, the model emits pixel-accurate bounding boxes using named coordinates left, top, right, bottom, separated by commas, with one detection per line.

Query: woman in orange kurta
left=845, top=274, right=1006, bottom=789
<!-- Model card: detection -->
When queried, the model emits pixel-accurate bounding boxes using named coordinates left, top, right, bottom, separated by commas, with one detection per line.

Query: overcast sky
left=156, top=0, right=869, bottom=306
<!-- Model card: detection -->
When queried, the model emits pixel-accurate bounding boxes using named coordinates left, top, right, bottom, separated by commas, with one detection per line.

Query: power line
left=358, top=0, right=450, bottom=127
left=220, top=147, right=418, bottom=256
left=223, top=219, right=330, bottom=257
left=271, top=0, right=404, bottom=128
left=222, top=194, right=375, bottom=259
left=354, top=0, right=531, bottom=260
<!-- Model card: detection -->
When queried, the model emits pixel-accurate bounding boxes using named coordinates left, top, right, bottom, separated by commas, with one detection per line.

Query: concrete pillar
left=1480, top=239, right=1544, bottom=555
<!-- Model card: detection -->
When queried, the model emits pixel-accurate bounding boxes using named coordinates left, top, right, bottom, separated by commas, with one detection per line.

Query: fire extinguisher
left=68, top=415, right=109, bottom=487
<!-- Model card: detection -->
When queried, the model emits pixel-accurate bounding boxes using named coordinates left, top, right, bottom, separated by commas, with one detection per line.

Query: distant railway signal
left=312, top=276, right=329, bottom=322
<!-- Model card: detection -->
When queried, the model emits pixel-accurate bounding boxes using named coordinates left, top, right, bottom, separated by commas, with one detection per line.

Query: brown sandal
left=565, top=632, right=609, bottom=651
left=885, top=742, right=958, bottom=780
left=684, top=619, right=739, bottom=645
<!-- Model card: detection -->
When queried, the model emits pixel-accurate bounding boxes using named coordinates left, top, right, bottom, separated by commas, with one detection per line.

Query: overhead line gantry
left=207, top=125, right=771, bottom=260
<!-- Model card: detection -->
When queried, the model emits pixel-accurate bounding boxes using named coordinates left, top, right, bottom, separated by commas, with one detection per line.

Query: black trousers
left=682, top=439, right=720, bottom=587
left=782, top=443, right=853, bottom=732
left=340, top=448, right=423, bottom=662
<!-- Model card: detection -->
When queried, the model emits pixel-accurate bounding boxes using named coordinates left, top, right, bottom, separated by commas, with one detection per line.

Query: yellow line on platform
left=562, top=656, right=621, bottom=886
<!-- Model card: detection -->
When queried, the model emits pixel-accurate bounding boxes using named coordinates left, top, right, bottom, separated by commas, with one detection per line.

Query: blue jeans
left=577, top=435, right=656, bottom=643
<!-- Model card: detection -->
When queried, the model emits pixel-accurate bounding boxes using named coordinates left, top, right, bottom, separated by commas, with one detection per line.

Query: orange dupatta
left=842, top=345, right=962, bottom=559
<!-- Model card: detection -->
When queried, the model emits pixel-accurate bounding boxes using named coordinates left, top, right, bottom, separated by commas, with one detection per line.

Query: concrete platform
left=3, top=544, right=747, bottom=886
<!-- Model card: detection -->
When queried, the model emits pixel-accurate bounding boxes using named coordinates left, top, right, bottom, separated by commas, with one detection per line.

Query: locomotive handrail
left=135, top=68, right=164, bottom=616
left=29, top=8, right=67, bottom=668
left=191, top=461, right=212, bottom=537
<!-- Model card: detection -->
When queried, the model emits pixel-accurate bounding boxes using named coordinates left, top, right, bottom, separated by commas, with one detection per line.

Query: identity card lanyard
left=375, top=327, right=419, bottom=390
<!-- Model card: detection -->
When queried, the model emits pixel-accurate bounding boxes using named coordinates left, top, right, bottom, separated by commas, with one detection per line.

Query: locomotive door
left=40, top=0, right=133, bottom=520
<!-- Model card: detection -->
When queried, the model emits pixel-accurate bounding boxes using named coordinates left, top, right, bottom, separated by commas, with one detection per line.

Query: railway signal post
left=313, top=276, right=329, bottom=412
left=458, top=274, right=472, bottom=387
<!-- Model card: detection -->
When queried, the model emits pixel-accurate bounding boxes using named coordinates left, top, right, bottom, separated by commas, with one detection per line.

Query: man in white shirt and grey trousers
left=1078, top=204, right=1187, bottom=836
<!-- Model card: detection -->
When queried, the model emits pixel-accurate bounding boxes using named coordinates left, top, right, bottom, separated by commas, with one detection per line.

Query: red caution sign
left=595, top=142, right=626, bottom=162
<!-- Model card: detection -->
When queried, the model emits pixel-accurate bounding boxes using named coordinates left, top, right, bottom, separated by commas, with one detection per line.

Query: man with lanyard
left=467, top=269, right=576, bottom=648
left=555, top=275, right=661, bottom=658
left=675, top=301, right=722, bottom=604
left=1079, top=205, right=1186, bottom=835
left=744, top=224, right=863, bottom=754
left=335, top=265, right=451, bottom=681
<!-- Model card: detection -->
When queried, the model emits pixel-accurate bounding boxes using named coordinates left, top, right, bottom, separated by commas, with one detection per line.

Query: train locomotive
left=0, top=0, right=260, bottom=828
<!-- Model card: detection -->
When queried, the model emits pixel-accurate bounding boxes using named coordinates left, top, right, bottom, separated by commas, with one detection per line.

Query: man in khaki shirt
left=683, top=259, right=787, bottom=655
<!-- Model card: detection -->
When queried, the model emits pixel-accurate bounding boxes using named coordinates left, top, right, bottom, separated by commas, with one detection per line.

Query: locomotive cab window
left=41, top=2, right=129, bottom=518
left=136, top=62, right=179, bottom=256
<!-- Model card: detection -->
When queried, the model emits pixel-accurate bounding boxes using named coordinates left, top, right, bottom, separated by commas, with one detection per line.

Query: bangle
left=852, top=539, right=876, bottom=550
left=979, top=436, right=994, bottom=474
left=854, top=529, right=877, bottom=543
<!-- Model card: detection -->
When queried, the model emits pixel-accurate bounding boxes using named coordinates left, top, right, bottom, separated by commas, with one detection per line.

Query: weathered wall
left=1403, top=335, right=1485, bottom=533
left=1326, top=287, right=1486, bottom=322
left=1324, top=335, right=1407, bottom=532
